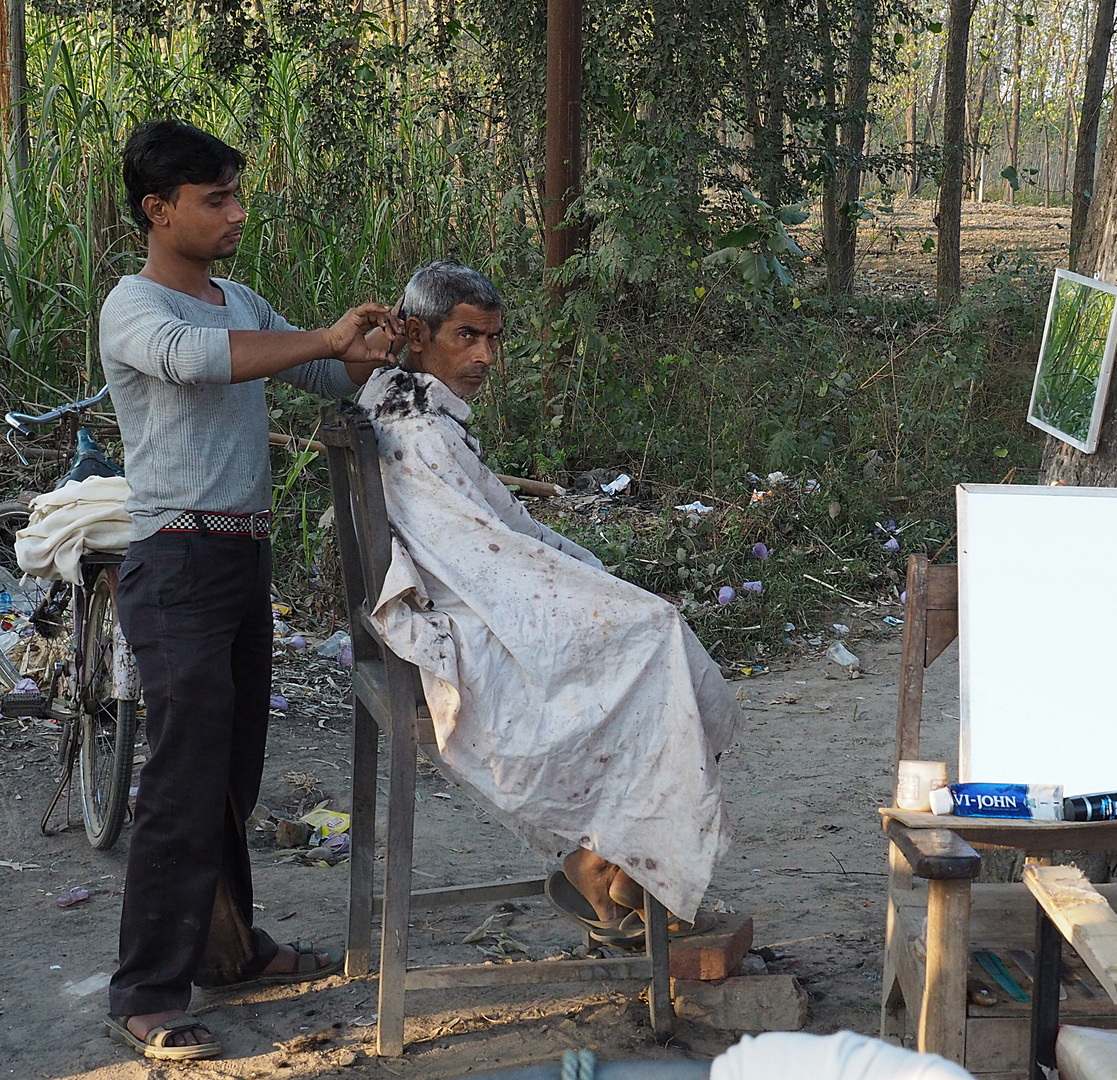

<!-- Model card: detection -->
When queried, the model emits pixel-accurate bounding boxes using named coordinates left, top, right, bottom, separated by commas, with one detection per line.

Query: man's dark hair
left=402, top=260, right=502, bottom=335
left=122, top=119, right=246, bottom=233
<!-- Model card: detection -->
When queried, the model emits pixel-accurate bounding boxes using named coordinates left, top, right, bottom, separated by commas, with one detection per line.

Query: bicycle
left=2, top=386, right=141, bottom=851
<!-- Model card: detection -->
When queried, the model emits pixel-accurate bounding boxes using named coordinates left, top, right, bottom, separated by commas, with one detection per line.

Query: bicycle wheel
left=79, top=567, right=137, bottom=850
left=0, top=500, right=52, bottom=614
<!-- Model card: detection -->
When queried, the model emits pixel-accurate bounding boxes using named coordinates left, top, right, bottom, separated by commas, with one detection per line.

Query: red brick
left=669, top=912, right=754, bottom=981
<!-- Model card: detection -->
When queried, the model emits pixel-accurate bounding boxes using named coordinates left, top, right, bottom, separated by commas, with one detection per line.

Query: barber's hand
left=326, top=302, right=405, bottom=367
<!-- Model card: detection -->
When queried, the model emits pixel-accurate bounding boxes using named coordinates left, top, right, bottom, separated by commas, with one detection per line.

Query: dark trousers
left=108, top=530, right=279, bottom=1016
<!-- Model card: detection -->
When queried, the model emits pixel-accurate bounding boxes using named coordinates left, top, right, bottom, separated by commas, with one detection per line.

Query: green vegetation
left=0, top=4, right=1053, bottom=663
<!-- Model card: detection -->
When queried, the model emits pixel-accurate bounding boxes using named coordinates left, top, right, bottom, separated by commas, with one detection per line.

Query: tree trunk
left=0, top=0, right=29, bottom=174
left=1003, top=10, right=1023, bottom=204
left=937, top=0, right=977, bottom=304
left=1070, top=0, right=1116, bottom=266
left=825, top=0, right=875, bottom=293
left=818, top=0, right=841, bottom=290
left=905, top=98, right=920, bottom=196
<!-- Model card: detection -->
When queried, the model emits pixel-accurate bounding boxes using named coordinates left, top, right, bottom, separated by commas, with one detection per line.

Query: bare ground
left=0, top=611, right=962, bottom=1080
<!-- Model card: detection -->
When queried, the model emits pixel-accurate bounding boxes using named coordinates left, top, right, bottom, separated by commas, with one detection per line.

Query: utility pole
left=541, top=0, right=581, bottom=403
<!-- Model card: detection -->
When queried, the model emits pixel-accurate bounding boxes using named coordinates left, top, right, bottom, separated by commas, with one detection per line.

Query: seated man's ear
left=405, top=315, right=429, bottom=356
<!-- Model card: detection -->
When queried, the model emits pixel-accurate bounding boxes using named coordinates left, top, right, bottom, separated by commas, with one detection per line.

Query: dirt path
left=0, top=613, right=961, bottom=1079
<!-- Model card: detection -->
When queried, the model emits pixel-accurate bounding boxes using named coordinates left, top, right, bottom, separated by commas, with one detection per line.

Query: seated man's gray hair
left=402, top=260, right=502, bottom=335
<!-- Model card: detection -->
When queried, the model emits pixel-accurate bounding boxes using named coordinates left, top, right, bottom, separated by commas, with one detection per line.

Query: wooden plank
left=645, top=891, right=674, bottom=1037
left=1023, top=864, right=1117, bottom=1004
left=325, top=421, right=380, bottom=980
left=346, top=697, right=379, bottom=978
left=895, top=555, right=928, bottom=780
left=881, top=808, right=1117, bottom=852
left=891, top=898, right=927, bottom=1023
left=371, top=876, right=545, bottom=915
left=405, top=954, right=653, bottom=990
left=919, top=877, right=971, bottom=1063
left=885, top=820, right=981, bottom=880
left=926, top=608, right=959, bottom=666
left=925, top=563, right=958, bottom=611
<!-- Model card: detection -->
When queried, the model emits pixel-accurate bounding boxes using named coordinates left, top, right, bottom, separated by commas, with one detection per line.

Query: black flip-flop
left=544, top=870, right=629, bottom=936
left=201, top=940, right=344, bottom=991
left=590, top=909, right=719, bottom=951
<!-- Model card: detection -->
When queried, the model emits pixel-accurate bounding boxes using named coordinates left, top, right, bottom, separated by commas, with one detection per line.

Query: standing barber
left=99, top=119, right=402, bottom=1062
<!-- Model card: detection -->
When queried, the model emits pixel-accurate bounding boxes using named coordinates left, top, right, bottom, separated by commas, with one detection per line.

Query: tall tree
left=822, top=0, right=876, bottom=293
left=1002, top=0, right=1023, bottom=203
left=936, top=0, right=977, bottom=303
left=1070, top=0, right=1116, bottom=265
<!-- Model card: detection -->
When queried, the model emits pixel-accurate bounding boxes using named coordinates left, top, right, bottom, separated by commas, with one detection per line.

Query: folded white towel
left=14, top=475, right=131, bottom=584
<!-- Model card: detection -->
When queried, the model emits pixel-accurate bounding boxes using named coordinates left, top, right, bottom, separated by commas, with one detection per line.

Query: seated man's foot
left=563, top=849, right=642, bottom=922
left=608, top=869, right=644, bottom=911
left=261, top=942, right=335, bottom=977
left=109, top=1010, right=221, bottom=1059
left=127, top=1011, right=204, bottom=1047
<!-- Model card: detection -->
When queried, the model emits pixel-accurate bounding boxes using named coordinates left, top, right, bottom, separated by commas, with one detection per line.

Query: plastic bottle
left=1063, top=792, right=1117, bottom=821
left=929, top=782, right=1064, bottom=820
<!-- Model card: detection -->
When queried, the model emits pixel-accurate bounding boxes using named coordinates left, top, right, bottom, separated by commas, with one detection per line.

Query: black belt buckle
left=249, top=511, right=270, bottom=540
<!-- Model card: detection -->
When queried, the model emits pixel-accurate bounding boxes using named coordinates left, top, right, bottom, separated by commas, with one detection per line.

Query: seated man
left=357, top=260, right=742, bottom=930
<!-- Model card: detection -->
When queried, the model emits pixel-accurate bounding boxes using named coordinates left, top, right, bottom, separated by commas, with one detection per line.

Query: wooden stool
left=320, top=403, right=674, bottom=1056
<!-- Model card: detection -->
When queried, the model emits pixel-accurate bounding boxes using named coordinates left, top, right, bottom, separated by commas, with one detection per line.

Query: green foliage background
left=0, top=0, right=1051, bottom=660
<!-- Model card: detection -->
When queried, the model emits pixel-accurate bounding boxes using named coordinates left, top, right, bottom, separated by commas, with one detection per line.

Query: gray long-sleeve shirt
left=100, top=274, right=359, bottom=540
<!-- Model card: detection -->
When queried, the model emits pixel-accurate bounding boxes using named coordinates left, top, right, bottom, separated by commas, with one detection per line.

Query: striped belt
left=161, top=510, right=272, bottom=539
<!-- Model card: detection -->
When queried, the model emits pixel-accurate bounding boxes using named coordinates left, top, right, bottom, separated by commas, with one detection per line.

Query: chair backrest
left=893, top=554, right=958, bottom=797
left=320, top=403, right=435, bottom=743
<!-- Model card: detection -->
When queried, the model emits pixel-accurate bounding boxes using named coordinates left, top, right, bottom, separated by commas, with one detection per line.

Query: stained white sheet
left=357, top=368, right=742, bottom=920
left=710, top=1032, right=973, bottom=1080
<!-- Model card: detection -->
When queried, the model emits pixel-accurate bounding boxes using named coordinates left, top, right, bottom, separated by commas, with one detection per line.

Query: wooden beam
left=405, top=954, right=653, bottom=990
left=884, top=820, right=981, bottom=880
left=1023, top=864, right=1117, bottom=1004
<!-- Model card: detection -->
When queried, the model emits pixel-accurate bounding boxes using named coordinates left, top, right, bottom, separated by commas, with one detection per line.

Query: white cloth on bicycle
left=357, top=367, right=741, bottom=922
left=14, top=475, right=132, bottom=584
left=710, top=1032, right=973, bottom=1080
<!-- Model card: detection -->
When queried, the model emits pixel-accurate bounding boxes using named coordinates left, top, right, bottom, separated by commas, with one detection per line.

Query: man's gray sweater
left=100, top=274, right=358, bottom=540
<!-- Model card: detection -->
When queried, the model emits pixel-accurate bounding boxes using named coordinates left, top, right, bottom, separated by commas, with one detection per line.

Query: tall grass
left=0, top=11, right=514, bottom=409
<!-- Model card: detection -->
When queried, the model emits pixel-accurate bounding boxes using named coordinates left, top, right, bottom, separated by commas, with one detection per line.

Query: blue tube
left=929, top=782, right=1063, bottom=820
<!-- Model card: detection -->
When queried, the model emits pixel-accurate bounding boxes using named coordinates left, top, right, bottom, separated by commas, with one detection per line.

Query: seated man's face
left=406, top=303, right=503, bottom=399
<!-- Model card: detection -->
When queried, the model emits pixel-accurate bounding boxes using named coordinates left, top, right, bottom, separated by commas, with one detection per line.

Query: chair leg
left=645, top=891, right=674, bottom=1038
left=346, top=699, right=379, bottom=977
left=1028, top=905, right=1062, bottom=1080
left=377, top=718, right=419, bottom=1057
left=881, top=890, right=907, bottom=1045
left=918, top=878, right=970, bottom=1065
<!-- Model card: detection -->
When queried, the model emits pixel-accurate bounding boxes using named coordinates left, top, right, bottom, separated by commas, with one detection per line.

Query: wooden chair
left=880, top=554, right=1117, bottom=1078
left=320, top=404, right=673, bottom=1057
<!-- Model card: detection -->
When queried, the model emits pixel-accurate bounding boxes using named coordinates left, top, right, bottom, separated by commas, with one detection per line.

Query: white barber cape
left=357, top=368, right=742, bottom=921
left=710, top=1032, right=974, bottom=1080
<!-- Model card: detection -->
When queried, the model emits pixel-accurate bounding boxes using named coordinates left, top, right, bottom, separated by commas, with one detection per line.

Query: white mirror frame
left=1026, top=268, right=1117, bottom=454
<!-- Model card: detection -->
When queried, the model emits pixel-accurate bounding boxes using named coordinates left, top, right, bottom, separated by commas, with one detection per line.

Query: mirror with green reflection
left=1027, top=269, right=1117, bottom=453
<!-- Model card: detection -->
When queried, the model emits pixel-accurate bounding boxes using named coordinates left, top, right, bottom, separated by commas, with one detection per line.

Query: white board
left=958, top=483, right=1117, bottom=797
